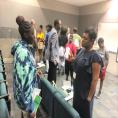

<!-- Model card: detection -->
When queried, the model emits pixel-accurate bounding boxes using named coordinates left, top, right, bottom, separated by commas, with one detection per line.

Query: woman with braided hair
left=11, top=16, right=39, bottom=118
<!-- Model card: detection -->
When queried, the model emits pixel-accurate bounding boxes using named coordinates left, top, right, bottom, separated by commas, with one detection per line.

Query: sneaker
left=95, top=92, right=101, bottom=99
left=95, top=95, right=100, bottom=99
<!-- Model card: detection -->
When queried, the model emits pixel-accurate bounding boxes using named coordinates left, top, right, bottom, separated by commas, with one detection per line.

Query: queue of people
left=11, top=16, right=109, bottom=118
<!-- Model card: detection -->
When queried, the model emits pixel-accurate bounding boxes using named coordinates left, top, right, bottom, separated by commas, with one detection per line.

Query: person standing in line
left=59, top=27, right=68, bottom=47
left=73, top=28, right=103, bottom=118
left=31, top=19, right=38, bottom=57
left=37, top=25, right=45, bottom=61
left=58, top=27, right=68, bottom=75
left=31, top=19, right=37, bottom=38
left=11, top=16, right=41, bottom=118
left=44, top=24, right=52, bottom=73
left=72, top=27, right=82, bottom=51
left=65, top=34, right=77, bottom=85
left=96, top=37, right=109, bottom=98
left=47, top=19, right=61, bottom=83
left=67, top=27, right=71, bottom=41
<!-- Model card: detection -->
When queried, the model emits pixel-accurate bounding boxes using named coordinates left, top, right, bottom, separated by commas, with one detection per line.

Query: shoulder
left=104, top=47, right=109, bottom=53
left=91, top=51, right=103, bottom=65
left=49, top=28, right=57, bottom=37
left=51, top=28, right=57, bottom=33
left=16, top=44, right=29, bottom=62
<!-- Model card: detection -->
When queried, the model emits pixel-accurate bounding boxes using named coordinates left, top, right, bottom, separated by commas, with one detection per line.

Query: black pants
left=48, top=61, right=57, bottom=83
left=65, top=60, right=74, bottom=78
left=73, top=97, right=94, bottom=118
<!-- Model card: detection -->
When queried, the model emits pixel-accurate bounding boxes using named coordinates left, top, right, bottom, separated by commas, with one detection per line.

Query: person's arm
left=79, top=37, right=82, bottom=49
left=42, top=32, right=45, bottom=44
left=73, top=44, right=77, bottom=57
left=105, top=50, right=109, bottom=68
left=87, top=63, right=101, bottom=102
left=50, top=32, right=59, bottom=64
left=36, top=33, right=41, bottom=45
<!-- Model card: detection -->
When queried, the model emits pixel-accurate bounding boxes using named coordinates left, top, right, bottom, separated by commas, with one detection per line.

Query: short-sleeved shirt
left=74, top=48, right=103, bottom=100
left=37, top=32, right=45, bottom=49
left=65, top=42, right=77, bottom=62
left=37, top=32, right=45, bottom=42
left=97, top=48, right=109, bottom=67
left=73, top=33, right=81, bottom=48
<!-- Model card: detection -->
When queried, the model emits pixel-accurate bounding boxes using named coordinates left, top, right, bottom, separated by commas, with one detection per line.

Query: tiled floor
left=5, top=63, right=118, bottom=118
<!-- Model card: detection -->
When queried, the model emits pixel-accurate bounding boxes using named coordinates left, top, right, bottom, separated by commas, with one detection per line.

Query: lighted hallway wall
left=78, top=1, right=110, bottom=35
left=0, top=0, right=79, bottom=62
left=0, top=0, right=79, bottom=28
left=78, top=1, right=118, bottom=76
left=107, top=53, right=118, bottom=76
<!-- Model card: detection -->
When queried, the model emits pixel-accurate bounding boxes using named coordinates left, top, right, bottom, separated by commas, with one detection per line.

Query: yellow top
left=37, top=32, right=45, bottom=42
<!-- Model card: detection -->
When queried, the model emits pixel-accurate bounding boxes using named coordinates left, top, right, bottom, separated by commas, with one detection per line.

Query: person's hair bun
left=18, top=20, right=32, bottom=35
left=16, top=16, right=25, bottom=25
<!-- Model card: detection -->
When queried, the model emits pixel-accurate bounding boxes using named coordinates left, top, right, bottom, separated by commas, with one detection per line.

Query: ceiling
left=56, top=0, right=108, bottom=6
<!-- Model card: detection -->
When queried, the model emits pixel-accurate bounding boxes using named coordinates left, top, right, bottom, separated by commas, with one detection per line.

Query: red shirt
left=65, top=42, right=77, bottom=61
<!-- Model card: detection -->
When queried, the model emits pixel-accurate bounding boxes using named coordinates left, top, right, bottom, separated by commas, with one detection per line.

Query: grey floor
left=5, top=63, right=118, bottom=118
left=56, top=73, right=118, bottom=118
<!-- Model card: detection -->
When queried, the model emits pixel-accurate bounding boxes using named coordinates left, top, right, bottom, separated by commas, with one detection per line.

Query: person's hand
left=30, top=112, right=36, bottom=118
left=68, top=56, right=75, bottom=62
left=53, top=60, right=58, bottom=66
left=36, top=69, right=43, bottom=76
left=87, top=96, right=92, bottom=102
left=71, top=56, right=75, bottom=61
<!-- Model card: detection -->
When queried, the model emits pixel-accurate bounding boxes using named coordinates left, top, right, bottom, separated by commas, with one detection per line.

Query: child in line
left=97, top=37, right=109, bottom=98
left=65, top=34, right=77, bottom=85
